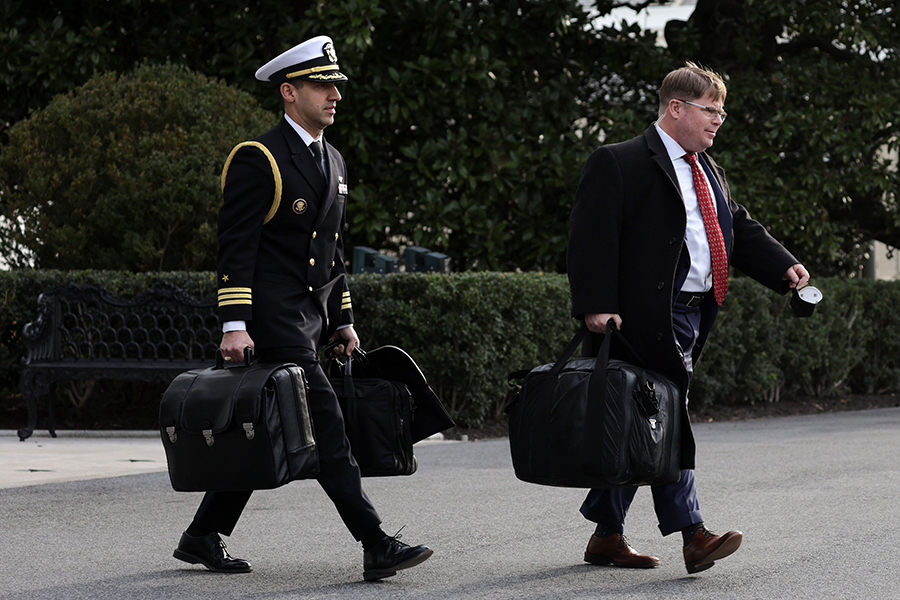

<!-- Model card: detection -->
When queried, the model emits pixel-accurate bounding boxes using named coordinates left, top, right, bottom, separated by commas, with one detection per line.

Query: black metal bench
left=18, top=281, right=220, bottom=441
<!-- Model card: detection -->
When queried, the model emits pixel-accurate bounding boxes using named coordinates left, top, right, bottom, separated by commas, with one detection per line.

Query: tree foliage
left=661, top=0, right=900, bottom=276
left=306, top=0, right=600, bottom=271
left=0, top=63, right=276, bottom=270
left=1, top=0, right=899, bottom=275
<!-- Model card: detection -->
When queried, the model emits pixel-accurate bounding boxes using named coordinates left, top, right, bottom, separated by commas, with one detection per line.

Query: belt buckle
left=685, top=294, right=704, bottom=308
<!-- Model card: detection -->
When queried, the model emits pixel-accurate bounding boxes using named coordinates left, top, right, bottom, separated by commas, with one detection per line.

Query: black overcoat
left=567, top=126, right=798, bottom=469
left=216, top=117, right=353, bottom=350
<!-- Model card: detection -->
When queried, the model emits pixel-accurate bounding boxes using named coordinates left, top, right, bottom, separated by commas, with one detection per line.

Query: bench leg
left=48, top=390, right=57, bottom=438
left=18, top=370, right=56, bottom=441
left=18, top=371, right=39, bottom=441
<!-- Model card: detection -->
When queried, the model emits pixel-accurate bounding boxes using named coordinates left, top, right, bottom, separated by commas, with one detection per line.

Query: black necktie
left=309, top=140, right=326, bottom=179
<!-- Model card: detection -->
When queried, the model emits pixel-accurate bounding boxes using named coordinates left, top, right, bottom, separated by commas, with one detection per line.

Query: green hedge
left=691, top=277, right=900, bottom=406
left=2, top=271, right=900, bottom=430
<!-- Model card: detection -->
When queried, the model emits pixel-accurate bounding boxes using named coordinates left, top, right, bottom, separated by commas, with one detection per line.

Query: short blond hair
left=658, top=62, right=727, bottom=118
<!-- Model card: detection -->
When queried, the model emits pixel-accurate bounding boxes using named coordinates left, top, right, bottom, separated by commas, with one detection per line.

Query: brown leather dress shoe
left=584, top=533, right=660, bottom=568
left=683, top=527, right=743, bottom=574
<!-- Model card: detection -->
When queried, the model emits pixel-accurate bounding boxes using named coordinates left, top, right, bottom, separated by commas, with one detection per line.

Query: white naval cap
left=255, top=36, right=348, bottom=84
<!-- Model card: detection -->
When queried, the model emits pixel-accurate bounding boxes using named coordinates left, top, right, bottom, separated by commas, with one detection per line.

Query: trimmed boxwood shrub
left=0, top=63, right=277, bottom=271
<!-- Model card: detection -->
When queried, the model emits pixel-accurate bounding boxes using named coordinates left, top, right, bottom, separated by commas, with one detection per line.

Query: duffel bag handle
left=552, top=320, right=647, bottom=375
left=549, top=327, right=589, bottom=375
left=342, top=354, right=358, bottom=397
left=604, top=319, right=648, bottom=370
left=590, top=319, right=649, bottom=402
left=321, top=339, right=369, bottom=365
left=507, top=321, right=647, bottom=384
left=583, top=319, right=656, bottom=476
left=508, top=326, right=588, bottom=385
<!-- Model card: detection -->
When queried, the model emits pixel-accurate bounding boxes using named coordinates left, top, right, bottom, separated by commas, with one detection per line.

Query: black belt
left=676, top=291, right=707, bottom=308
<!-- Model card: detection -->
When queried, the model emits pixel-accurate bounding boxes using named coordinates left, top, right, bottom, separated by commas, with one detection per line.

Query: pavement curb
left=0, top=429, right=160, bottom=439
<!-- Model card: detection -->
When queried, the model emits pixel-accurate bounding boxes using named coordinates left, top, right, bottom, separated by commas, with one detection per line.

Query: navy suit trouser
left=190, top=345, right=382, bottom=541
left=579, top=302, right=704, bottom=536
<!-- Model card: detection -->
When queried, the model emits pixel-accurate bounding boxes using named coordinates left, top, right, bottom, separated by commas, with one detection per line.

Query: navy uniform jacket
left=217, top=117, right=353, bottom=350
left=567, top=126, right=798, bottom=469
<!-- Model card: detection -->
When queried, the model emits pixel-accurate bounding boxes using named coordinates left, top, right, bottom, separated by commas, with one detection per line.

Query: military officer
left=171, top=36, right=433, bottom=582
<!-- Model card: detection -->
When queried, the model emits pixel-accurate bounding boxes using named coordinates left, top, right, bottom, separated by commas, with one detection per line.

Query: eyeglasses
left=678, top=99, right=727, bottom=122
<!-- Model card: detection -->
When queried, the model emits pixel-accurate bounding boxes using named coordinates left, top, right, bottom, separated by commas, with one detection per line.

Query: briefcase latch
left=166, top=426, right=177, bottom=444
left=243, top=422, right=255, bottom=440
left=203, top=429, right=214, bottom=447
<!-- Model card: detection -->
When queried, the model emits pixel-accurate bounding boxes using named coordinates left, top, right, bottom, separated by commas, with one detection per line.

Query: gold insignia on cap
left=304, top=71, right=345, bottom=81
left=293, top=199, right=308, bottom=214
left=324, top=41, right=338, bottom=63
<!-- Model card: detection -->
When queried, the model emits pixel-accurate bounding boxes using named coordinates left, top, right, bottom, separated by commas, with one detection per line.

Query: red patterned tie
left=684, top=152, right=728, bottom=305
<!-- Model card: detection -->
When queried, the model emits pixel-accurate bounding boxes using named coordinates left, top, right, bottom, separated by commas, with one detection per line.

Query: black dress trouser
left=191, top=346, right=382, bottom=541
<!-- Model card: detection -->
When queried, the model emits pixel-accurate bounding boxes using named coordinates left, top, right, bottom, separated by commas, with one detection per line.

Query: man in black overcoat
left=170, top=36, right=433, bottom=582
left=568, top=63, right=810, bottom=574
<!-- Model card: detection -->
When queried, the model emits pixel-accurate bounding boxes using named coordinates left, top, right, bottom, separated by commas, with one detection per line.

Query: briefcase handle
left=215, top=346, right=253, bottom=369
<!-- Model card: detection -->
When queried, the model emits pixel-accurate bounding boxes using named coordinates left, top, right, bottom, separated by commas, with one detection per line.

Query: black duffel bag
left=159, top=349, right=319, bottom=492
left=507, top=323, right=682, bottom=488
left=331, top=355, right=418, bottom=477
left=324, top=343, right=455, bottom=477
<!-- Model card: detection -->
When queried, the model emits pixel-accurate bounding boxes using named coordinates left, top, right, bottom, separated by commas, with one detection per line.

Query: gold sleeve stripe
left=218, top=287, right=252, bottom=296
left=218, top=287, right=252, bottom=307
left=219, top=299, right=253, bottom=307
left=221, top=142, right=283, bottom=225
left=342, top=301, right=352, bottom=310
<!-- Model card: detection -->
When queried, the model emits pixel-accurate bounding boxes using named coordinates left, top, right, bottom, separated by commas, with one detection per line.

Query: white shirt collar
left=283, top=115, right=323, bottom=148
left=654, top=123, right=689, bottom=162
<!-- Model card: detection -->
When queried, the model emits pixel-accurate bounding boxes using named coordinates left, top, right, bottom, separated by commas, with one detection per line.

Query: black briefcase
left=159, top=350, right=319, bottom=492
left=507, top=324, right=682, bottom=488
left=330, top=355, right=417, bottom=477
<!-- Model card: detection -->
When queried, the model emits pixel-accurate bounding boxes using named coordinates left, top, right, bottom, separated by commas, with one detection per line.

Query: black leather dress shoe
left=173, top=532, right=252, bottom=573
left=363, top=535, right=433, bottom=581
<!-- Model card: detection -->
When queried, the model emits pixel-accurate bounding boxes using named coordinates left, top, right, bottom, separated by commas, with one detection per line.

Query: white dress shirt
left=654, top=123, right=717, bottom=293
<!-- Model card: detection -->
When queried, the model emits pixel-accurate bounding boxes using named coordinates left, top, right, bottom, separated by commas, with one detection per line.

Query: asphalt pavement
left=2, top=407, right=899, bottom=599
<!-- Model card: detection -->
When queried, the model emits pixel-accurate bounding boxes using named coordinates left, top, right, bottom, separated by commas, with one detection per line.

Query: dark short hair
left=659, top=62, right=727, bottom=114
